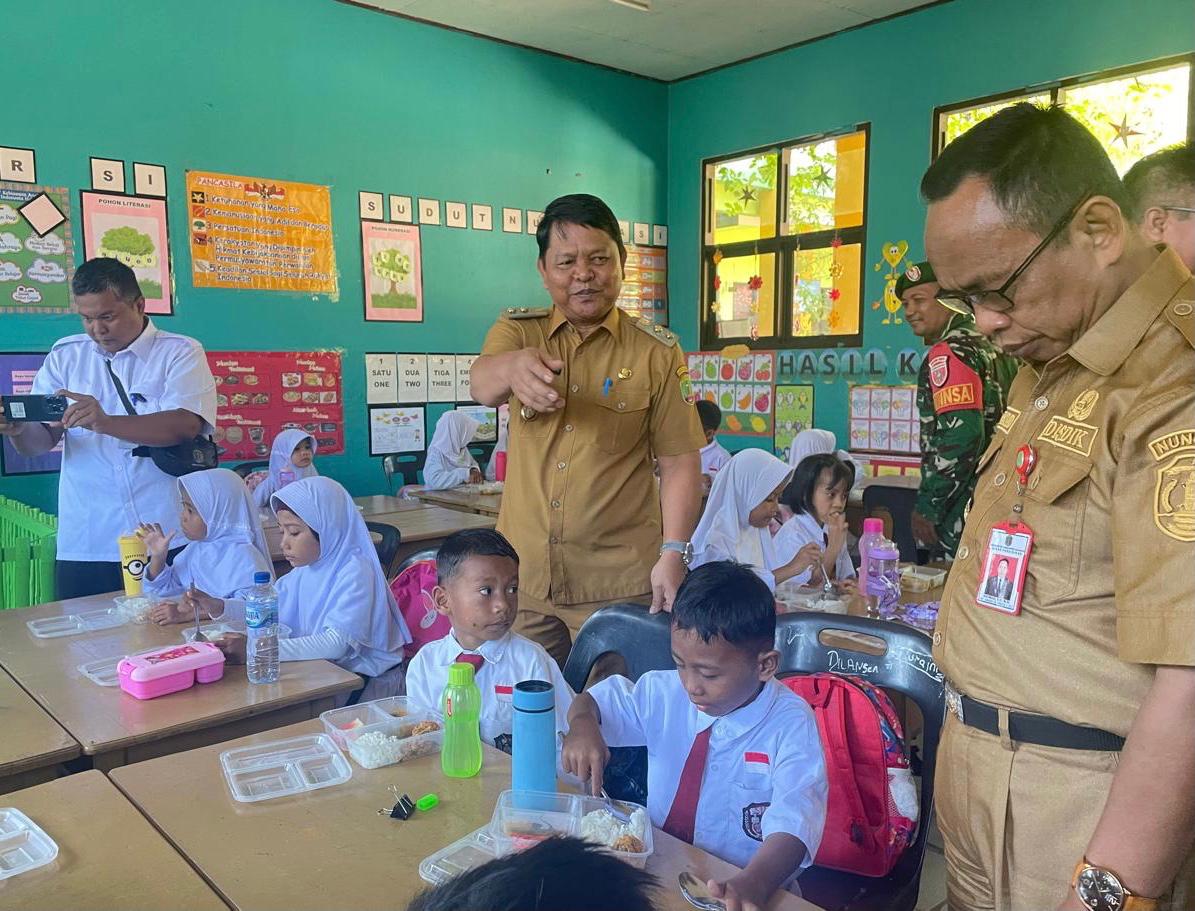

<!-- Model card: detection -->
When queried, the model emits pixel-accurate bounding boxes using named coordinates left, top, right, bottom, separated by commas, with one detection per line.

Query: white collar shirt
left=587, top=671, right=827, bottom=874
left=32, top=320, right=216, bottom=561
left=773, top=511, right=857, bottom=585
left=406, top=629, right=574, bottom=747
left=700, top=440, right=732, bottom=475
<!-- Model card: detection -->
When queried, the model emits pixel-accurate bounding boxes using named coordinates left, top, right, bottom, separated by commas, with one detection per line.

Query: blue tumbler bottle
left=512, top=680, right=557, bottom=794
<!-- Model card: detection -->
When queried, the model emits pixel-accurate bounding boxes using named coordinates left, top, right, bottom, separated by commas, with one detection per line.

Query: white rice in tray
left=580, top=807, right=648, bottom=851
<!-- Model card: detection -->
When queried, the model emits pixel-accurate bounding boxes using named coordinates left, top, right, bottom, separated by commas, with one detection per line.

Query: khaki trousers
left=514, top=589, right=652, bottom=670
left=935, top=713, right=1195, bottom=911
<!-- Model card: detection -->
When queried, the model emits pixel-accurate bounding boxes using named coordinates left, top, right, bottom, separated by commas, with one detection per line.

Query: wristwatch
left=660, top=541, right=694, bottom=566
left=1072, top=860, right=1159, bottom=911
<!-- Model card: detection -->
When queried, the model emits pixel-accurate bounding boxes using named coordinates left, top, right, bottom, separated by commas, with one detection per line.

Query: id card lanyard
left=974, top=443, right=1036, bottom=616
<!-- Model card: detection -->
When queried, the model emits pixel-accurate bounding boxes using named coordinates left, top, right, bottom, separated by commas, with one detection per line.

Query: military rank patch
left=1150, top=429, right=1195, bottom=542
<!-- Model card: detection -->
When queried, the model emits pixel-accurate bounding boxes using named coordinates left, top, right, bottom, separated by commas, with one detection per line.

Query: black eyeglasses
left=1162, top=206, right=1195, bottom=216
left=936, top=195, right=1091, bottom=316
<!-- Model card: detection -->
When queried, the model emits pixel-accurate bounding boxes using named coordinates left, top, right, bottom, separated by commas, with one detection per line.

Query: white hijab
left=175, top=468, right=273, bottom=597
left=271, top=477, right=412, bottom=658
left=254, top=430, right=318, bottom=507
left=787, top=429, right=837, bottom=468
left=424, top=411, right=480, bottom=490
left=691, top=448, right=793, bottom=590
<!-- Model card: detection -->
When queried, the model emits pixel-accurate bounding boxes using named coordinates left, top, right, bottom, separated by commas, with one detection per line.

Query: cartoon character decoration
left=872, top=240, right=910, bottom=325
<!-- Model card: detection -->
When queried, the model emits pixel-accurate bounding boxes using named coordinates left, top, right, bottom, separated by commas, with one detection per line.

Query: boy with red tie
left=563, top=561, right=827, bottom=911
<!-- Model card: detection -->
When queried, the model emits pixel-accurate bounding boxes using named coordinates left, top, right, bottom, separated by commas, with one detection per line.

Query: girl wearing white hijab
left=424, top=411, right=481, bottom=490
left=786, top=429, right=837, bottom=469
left=196, top=477, right=413, bottom=700
left=252, top=430, right=318, bottom=508
left=141, top=468, right=272, bottom=607
left=690, top=448, right=824, bottom=592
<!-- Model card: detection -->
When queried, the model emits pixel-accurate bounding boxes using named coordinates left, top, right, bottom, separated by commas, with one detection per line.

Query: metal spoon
left=678, top=872, right=726, bottom=911
left=190, top=584, right=207, bottom=642
left=816, top=558, right=835, bottom=595
left=599, top=787, right=633, bottom=825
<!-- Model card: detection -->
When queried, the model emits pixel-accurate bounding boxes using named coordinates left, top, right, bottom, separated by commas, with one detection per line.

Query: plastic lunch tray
left=219, top=734, right=352, bottom=803
left=26, top=608, right=125, bottom=639
left=0, top=808, right=59, bottom=880
left=182, top=621, right=292, bottom=643
left=77, top=654, right=126, bottom=687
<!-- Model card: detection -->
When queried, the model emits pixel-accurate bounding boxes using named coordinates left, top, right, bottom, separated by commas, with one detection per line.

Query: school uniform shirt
left=772, top=511, right=856, bottom=587
left=406, top=630, right=573, bottom=748
left=253, top=429, right=318, bottom=509
left=588, top=671, right=827, bottom=874
left=423, top=412, right=480, bottom=490
left=31, top=320, right=216, bottom=562
left=700, top=439, right=732, bottom=476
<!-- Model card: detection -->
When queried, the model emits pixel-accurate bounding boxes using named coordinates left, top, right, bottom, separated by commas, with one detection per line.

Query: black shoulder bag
left=105, top=360, right=218, bottom=477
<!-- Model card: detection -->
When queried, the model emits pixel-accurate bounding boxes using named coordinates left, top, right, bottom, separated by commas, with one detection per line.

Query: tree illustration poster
left=80, top=191, right=172, bottom=314
left=361, top=220, right=423, bottom=322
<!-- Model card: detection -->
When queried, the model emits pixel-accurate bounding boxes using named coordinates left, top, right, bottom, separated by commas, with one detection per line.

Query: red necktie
left=662, top=726, right=713, bottom=844
left=454, top=652, right=485, bottom=671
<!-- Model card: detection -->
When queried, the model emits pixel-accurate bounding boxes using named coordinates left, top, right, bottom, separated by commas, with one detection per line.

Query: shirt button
left=993, top=471, right=1006, bottom=486
left=550, top=537, right=559, bottom=544
left=617, top=401, right=626, bottom=410
left=932, top=631, right=942, bottom=647
left=570, top=385, right=579, bottom=393
left=1034, top=396, right=1049, bottom=411
left=557, top=461, right=567, bottom=470
left=564, top=424, right=573, bottom=432
left=551, top=500, right=561, bottom=509
left=957, top=545, right=970, bottom=560
left=1174, top=301, right=1193, bottom=316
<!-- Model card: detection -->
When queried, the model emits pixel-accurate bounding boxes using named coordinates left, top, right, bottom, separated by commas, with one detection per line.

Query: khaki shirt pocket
left=1022, top=453, right=1094, bottom=599
left=593, top=388, right=650, bottom=454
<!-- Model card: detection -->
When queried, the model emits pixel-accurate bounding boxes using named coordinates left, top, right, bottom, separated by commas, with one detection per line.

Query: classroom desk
left=847, top=473, right=921, bottom=507
left=0, top=771, right=227, bottom=911
left=0, top=667, right=80, bottom=795
left=352, top=494, right=428, bottom=515
left=110, top=719, right=822, bottom=911
left=411, top=486, right=503, bottom=517
left=0, top=593, right=361, bottom=772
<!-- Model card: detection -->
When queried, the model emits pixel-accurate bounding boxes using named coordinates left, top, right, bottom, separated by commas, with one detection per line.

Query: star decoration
left=830, top=235, right=843, bottom=249
left=748, top=275, right=763, bottom=290
left=713, top=275, right=722, bottom=291
left=829, top=261, right=844, bottom=279
left=829, top=288, right=842, bottom=301
left=811, top=165, right=832, bottom=189
left=737, top=186, right=756, bottom=204
left=828, top=311, right=842, bottom=330
left=1106, top=114, right=1142, bottom=147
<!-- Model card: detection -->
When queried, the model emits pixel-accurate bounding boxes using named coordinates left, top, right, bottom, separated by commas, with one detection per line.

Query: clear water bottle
left=441, top=662, right=483, bottom=778
left=864, top=538, right=902, bottom=619
left=244, top=571, right=279, bottom=684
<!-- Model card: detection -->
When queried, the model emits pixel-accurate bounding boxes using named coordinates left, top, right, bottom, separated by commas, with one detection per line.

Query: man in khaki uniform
left=922, top=104, right=1195, bottom=911
left=472, top=194, right=704, bottom=664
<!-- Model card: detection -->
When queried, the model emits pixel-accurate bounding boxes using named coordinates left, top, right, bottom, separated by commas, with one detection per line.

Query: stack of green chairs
left=0, top=496, right=56, bottom=609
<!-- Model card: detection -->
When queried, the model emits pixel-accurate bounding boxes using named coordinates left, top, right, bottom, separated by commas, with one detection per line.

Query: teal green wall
left=1, top=0, right=668, bottom=512
left=666, top=0, right=1195, bottom=453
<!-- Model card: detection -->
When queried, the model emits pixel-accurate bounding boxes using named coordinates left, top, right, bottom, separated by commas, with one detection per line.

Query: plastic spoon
left=190, top=584, right=207, bottom=642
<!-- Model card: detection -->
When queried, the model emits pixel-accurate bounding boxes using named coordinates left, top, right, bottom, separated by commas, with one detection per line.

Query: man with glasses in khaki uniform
left=921, top=104, right=1195, bottom=911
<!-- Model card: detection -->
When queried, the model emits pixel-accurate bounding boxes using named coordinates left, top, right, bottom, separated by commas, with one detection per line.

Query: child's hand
left=182, top=586, right=223, bottom=621
left=824, top=509, right=848, bottom=554
left=560, top=717, right=610, bottom=796
left=214, top=632, right=246, bottom=665
left=468, top=467, right=483, bottom=484
left=708, top=875, right=767, bottom=911
left=789, top=542, right=823, bottom=574
left=837, top=577, right=859, bottom=597
left=149, top=600, right=187, bottom=625
left=137, top=522, right=175, bottom=560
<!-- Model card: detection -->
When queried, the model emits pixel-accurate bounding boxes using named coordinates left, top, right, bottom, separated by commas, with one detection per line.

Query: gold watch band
left=1072, top=860, right=1160, bottom=911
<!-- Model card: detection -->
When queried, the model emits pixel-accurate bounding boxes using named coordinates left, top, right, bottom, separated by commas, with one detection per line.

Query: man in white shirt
left=0, top=258, right=216, bottom=598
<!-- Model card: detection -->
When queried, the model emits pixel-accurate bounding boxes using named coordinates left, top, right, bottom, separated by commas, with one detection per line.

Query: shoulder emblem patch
left=1151, top=430, right=1195, bottom=542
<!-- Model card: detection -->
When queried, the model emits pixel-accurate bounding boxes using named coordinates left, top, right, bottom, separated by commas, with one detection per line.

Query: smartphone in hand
left=2, top=394, right=68, bottom=423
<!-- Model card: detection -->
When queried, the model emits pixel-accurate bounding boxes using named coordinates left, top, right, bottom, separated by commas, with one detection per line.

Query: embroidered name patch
left=1036, top=415, right=1096, bottom=457
left=933, top=383, right=976, bottom=411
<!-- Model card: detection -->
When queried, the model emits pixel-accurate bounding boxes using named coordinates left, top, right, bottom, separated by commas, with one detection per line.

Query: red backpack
left=389, top=559, right=451, bottom=660
left=781, top=673, right=917, bottom=877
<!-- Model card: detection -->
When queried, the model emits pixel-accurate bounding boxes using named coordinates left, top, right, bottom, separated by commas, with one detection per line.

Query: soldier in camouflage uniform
left=899, top=261, right=1018, bottom=555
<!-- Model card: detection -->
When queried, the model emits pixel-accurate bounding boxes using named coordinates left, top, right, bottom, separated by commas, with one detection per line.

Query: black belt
left=950, top=690, right=1126, bottom=752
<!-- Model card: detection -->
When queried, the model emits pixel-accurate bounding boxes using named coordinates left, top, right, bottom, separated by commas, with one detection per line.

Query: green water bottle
left=441, top=662, right=483, bottom=778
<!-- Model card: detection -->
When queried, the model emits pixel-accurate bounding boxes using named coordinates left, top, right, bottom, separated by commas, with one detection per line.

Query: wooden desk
left=0, top=593, right=361, bottom=771
left=111, top=719, right=821, bottom=911
left=352, top=494, right=427, bottom=516
left=0, top=771, right=226, bottom=911
left=848, top=473, right=921, bottom=507
left=411, top=486, right=503, bottom=517
left=0, top=667, right=80, bottom=795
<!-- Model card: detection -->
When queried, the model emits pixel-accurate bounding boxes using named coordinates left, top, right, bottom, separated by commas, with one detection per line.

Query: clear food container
left=577, top=795, right=654, bottom=869
left=490, top=790, right=580, bottom=854
left=419, top=824, right=498, bottom=885
left=77, top=654, right=125, bottom=687
left=342, top=713, right=443, bottom=770
left=319, top=696, right=416, bottom=749
left=26, top=608, right=125, bottom=639
left=0, top=808, right=58, bottom=880
left=219, top=734, right=352, bottom=803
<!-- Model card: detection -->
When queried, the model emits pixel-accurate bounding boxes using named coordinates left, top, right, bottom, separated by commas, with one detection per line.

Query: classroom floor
left=916, top=818, right=948, bottom=911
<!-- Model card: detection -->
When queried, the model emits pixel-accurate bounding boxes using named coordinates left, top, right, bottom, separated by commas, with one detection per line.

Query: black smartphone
left=2, top=394, right=68, bottom=423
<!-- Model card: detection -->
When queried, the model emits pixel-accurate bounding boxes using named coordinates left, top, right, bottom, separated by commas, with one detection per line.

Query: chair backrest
left=383, top=452, right=427, bottom=491
left=468, top=441, right=495, bottom=468
left=364, top=521, right=401, bottom=577
left=562, top=603, right=675, bottom=694
left=862, top=484, right=919, bottom=563
left=394, top=547, right=439, bottom=577
left=774, top=612, right=945, bottom=881
left=232, top=460, right=269, bottom=479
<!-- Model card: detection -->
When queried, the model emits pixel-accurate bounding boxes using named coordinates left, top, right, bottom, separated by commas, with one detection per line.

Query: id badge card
left=975, top=520, right=1034, bottom=616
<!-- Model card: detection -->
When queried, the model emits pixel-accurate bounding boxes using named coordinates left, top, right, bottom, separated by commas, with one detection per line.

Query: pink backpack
left=781, top=673, right=917, bottom=877
left=389, top=560, right=450, bottom=659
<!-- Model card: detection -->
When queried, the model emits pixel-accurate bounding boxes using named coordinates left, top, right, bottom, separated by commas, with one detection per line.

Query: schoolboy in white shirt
left=696, top=400, right=731, bottom=493
left=406, top=529, right=572, bottom=752
left=563, top=561, right=828, bottom=911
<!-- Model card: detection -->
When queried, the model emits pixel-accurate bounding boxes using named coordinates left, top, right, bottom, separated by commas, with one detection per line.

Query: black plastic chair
left=394, top=547, right=438, bottom=577
left=562, top=603, right=675, bottom=694
left=365, top=521, right=401, bottom=578
left=774, top=612, right=945, bottom=911
left=232, top=460, right=269, bottom=479
left=862, top=484, right=920, bottom=563
left=468, top=441, right=495, bottom=469
left=382, top=451, right=426, bottom=491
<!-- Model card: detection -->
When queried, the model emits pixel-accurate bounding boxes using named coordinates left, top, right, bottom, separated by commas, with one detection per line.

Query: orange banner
left=186, top=170, right=336, bottom=294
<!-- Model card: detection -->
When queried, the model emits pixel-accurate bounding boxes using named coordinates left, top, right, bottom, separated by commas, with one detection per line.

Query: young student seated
left=774, top=452, right=858, bottom=593
left=252, top=429, right=317, bottom=508
left=696, top=400, right=731, bottom=493
left=139, top=468, right=272, bottom=611
left=406, top=529, right=572, bottom=752
left=562, top=562, right=828, bottom=911
left=690, top=448, right=822, bottom=592
left=423, top=411, right=482, bottom=490
left=406, top=836, right=659, bottom=911
left=197, top=476, right=412, bottom=700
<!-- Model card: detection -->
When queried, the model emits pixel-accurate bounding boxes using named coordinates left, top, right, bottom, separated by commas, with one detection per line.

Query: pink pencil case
left=118, top=642, right=226, bottom=700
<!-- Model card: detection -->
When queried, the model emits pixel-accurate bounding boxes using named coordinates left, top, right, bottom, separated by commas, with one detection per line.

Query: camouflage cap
left=895, top=260, right=937, bottom=298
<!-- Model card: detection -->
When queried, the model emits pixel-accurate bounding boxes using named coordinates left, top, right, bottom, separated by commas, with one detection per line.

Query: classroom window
left=702, top=126, right=869, bottom=350
left=934, top=55, right=1194, bottom=175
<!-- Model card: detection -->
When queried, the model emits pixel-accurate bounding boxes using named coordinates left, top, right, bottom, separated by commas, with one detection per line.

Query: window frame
left=931, top=53, right=1195, bottom=160
left=699, top=122, right=871, bottom=352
